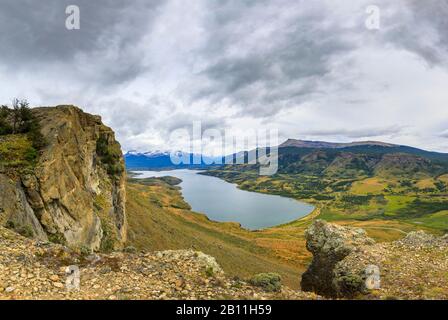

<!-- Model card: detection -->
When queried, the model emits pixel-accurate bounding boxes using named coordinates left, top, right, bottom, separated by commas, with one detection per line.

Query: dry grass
left=0, top=134, right=37, bottom=175
left=350, top=177, right=387, bottom=194
left=416, top=178, right=436, bottom=189
left=438, top=174, right=448, bottom=183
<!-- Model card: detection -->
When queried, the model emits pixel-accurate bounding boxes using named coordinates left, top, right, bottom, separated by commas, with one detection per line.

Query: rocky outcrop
left=0, top=106, right=127, bottom=251
left=301, top=220, right=375, bottom=297
left=301, top=220, right=448, bottom=299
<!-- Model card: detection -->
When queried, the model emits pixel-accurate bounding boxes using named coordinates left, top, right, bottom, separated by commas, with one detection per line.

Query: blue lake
left=134, top=170, right=315, bottom=230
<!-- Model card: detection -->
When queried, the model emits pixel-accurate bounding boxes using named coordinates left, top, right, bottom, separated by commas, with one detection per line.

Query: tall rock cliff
left=0, top=105, right=126, bottom=251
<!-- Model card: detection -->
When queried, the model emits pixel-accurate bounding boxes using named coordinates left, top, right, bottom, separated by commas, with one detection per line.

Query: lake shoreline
left=131, top=169, right=315, bottom=231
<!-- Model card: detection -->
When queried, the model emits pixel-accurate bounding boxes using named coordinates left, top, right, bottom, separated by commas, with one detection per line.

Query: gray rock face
left=301, top=220, right=375, bottom=297
left=0, top=174, right=48, bottom=241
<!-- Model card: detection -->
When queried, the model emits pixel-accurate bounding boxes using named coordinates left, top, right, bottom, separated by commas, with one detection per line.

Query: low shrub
left=249, top=273, right=282, bottom=292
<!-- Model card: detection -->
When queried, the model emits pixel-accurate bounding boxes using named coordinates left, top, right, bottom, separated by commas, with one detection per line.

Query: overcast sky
left=1, top=0, right=448, bottom=154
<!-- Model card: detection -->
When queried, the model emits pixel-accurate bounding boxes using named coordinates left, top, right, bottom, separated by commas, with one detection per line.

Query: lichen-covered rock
left=397, top=231, right=442, bottom=247
left=301, top=220, right=448, bottom=299
left=301, top=220, right=375, bottom=297
left=249, top=273, right=282, bottom=292
left=0, top=106, right=127, bottom=251
left=155, top=250, right=223, bottom=275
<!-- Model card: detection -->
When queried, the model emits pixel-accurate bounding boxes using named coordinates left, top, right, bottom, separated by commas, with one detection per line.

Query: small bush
left=5, top=220, right=15, bottom=229
left=249, top=273, right=282, bottom=292
left=123, top=246, right=137, bottom=254
left=100, top=222, right=115, bottom=253
left=5, top=221, right=34, bottom=238
left=96, top=135, right=123, bottom=177
left=48, top=232, right=67, bottom=245
left=336, top=274, right=365, bottom=297
left=17, top=225, right=34, bottom=238
left=24, top=147, right=38, bottom=161
left=0, top=105, right=13, bottom=135
left=80, top=245, right=92, bottom=256
left=205, top=266, right=215, bottom=278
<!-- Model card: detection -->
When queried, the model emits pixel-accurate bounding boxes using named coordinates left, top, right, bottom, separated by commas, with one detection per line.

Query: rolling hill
left=278, top=140, right=448, bottom=178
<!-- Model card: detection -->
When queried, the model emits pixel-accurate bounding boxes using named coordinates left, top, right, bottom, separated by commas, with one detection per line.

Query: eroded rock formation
left=301, top=220, right=375, bottom=297
left=0, top=106, right=126, bottom=251
left=301, top=220, right=448, bottom=299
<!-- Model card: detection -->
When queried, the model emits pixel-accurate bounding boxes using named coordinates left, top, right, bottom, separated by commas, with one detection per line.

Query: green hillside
left=203, top=143, right=448, bottom=233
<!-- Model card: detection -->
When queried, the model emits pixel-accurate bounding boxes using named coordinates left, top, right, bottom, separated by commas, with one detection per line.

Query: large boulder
left=301, top=220, right=448, bottom=299
left=301, top=220, right=375, bottom=297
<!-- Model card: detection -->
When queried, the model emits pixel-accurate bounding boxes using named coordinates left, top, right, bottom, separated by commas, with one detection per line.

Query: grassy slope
left=125, top=179, right=308, bottom=288
left=0, top=134, right=37, bottom=175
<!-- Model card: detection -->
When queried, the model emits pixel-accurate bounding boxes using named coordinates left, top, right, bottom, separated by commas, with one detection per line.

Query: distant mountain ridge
left=280, top=139, right=397, bottom=149
left=124, top=151, right=222, bottom=169
left=274, top=139, right=448, bottom=178
left=125, top=139, right=448, bottom=177
left=279, top=139, right=448, bottom=161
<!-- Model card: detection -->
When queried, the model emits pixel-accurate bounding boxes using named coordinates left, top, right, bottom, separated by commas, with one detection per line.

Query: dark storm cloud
left=181, top=0, right=448, bottom=121
left=188, top=0, right=356, bottom=117
left=386, top=0, right=448, bottom=66
left=0, top=0, right=163, bottom=85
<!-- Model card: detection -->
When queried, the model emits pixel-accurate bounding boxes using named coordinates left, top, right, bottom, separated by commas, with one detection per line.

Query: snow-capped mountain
left=124, top=150, right=223, bottom=169
left=126, top=150, right=171, bottom=158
